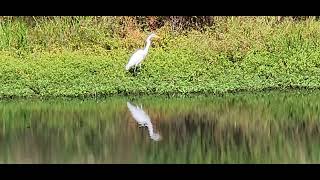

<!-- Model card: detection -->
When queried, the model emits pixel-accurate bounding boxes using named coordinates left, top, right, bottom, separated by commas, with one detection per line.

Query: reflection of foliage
left=0, top=92, right=320, bottom=163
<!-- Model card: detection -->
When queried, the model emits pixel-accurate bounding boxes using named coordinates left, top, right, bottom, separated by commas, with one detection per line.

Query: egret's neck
left=146, top=121, right=154, bottom=136
left=143, top=39, right=152, bottom=53
left=146, top=119, right=160, bottom=141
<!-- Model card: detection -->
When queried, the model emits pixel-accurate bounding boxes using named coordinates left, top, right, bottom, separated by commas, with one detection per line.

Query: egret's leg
left=139, top=63, right=141, bottom=70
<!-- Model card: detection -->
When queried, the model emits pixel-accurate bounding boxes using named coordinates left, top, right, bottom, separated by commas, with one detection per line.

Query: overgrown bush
left=0, top=16, right=320, bottom=98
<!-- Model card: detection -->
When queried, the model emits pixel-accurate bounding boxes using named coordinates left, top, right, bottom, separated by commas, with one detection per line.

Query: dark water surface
left=1, top=91, right=320, bottom=163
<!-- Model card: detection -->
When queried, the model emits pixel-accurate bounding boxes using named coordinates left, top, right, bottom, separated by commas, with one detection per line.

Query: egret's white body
left=125, top=33, right=159, bottom=72
left=127, top=101, right=161, bottom=141
left=125, top=49, right=146, bottom=71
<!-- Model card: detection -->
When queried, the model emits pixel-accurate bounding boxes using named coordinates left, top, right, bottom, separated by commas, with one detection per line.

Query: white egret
left=125, top=33, right=160, bottom=72
left=127, top=101, right=161, bottom=141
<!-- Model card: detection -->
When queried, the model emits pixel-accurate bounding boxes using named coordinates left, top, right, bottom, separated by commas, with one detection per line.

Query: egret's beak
left=154, top=35, right=160, bottom=39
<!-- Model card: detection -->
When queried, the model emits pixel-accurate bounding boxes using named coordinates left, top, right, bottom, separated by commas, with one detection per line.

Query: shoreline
left=1, top=88, right=319, bottom=100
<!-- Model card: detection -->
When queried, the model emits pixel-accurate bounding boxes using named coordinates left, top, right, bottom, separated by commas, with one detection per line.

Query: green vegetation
left=1, top=16, right=320, bottom=98
left=1, top=92, right=320, bottom=163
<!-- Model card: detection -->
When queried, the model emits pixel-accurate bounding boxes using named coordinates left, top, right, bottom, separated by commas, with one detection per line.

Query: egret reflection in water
left=127, top=101, right=161, bottom=141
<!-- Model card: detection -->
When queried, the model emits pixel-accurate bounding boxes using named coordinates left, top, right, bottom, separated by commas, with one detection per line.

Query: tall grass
left=0, top=16, right=320, bottom=98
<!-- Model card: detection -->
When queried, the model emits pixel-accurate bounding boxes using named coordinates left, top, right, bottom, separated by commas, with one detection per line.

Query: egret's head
left=151, top=132, right=161, bottom=141
left=147, top=33, right=160, bottom=41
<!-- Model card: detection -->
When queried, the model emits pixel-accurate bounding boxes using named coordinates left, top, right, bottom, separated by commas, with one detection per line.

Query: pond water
left=1, top=91, right=320, bottom=163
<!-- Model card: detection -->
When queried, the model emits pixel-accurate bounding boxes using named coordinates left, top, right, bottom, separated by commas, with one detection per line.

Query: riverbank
left=1, top=17, right=320, bottom=98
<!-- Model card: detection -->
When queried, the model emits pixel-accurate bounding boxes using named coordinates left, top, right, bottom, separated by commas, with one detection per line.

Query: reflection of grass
left=0, top=92, right=320, bottom=163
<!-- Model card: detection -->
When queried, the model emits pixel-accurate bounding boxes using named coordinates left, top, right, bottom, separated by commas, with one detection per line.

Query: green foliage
left=0, top=16, right=320, bottom=97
